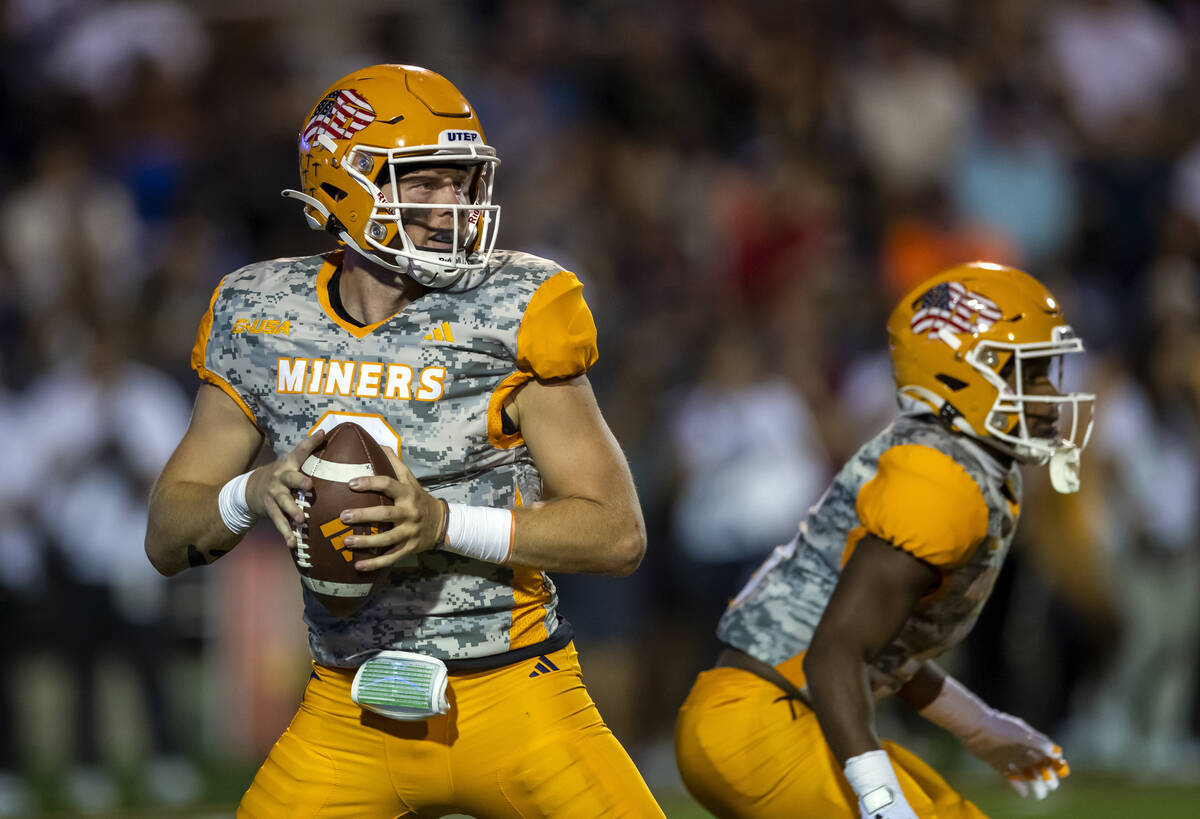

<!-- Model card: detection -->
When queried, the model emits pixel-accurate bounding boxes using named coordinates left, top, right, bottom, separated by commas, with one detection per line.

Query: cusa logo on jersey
left=235, top=317, right=291, bottom=335
left=276, top=357, right=446, bottom=401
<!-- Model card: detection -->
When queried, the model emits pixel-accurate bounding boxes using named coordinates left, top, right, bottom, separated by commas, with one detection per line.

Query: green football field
left=658, top=776, right=1200, bottom=818
left=24, top=769, right=1200, bottom=816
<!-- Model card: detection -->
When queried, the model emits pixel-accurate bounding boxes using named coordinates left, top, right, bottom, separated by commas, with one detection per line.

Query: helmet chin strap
left=282, top=188, right=331, bottom=230
left=897, top=387, right=976, bottom=439
left=897, top=386, right=1024, bottom=465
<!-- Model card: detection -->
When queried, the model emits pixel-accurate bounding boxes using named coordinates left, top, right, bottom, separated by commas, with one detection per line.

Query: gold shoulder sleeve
left=516, top=271, right=598, bottom=379
left=855, top=444, right=989, bottom=568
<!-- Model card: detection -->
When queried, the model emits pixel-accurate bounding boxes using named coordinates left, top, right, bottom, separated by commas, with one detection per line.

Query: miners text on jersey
left=276, top=358, right=446, bottom=401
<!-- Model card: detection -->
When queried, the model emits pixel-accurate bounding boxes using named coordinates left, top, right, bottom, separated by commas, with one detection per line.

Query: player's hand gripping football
left=956, top=710, right=1069, bottom=799
left=337, top=446, right=447, bottom=572
left=245, top=429, right=326, bottom=548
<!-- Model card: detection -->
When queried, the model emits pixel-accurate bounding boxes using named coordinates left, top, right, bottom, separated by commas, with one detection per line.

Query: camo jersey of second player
left=717, top=413, right=1021, bottom=697
left=192, top=249, right=597, bottom=669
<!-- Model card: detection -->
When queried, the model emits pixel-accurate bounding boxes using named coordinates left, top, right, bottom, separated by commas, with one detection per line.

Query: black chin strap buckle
left=938, top=402, right=961, bottom=424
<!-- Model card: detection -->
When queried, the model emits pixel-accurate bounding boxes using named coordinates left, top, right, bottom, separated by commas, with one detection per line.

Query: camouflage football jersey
left=717, top=413, right=1022, bottom=697
left=192, top=249, right=598, bottom=668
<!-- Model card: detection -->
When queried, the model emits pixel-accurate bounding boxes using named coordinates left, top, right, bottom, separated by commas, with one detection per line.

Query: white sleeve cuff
left=843, top=749, right=902, bottom=810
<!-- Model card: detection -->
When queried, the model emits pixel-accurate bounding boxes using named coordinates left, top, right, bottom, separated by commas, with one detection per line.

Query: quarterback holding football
left=146, top=64, right=664, bottom=817
left=675, top=262, right=1094, bottom=818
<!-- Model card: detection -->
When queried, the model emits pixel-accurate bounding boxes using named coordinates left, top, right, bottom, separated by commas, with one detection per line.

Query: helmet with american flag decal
left=283, top=64, right=500, bottom=291
left=887, top=262, right=1095, bottom=492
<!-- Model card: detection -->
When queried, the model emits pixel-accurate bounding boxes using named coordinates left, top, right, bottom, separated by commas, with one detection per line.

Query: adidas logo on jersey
left=528, top=654, right=560, bottom=678
left=423, top=321, right=456, bottom=342
left=234, top=317, right=291, bottom=335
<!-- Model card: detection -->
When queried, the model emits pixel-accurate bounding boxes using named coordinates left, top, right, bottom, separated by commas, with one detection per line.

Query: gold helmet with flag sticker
left=283, top=64, right=500, bottom=291
left=887, top=261, right=1095, bottom=492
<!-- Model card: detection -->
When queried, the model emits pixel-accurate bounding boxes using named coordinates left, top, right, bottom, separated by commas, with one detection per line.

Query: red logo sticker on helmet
left=301, top=89, right=376, bottom=151
left=911, top=281, right=1003, bottom=336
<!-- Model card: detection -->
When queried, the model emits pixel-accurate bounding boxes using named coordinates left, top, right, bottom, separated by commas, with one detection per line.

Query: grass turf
left=658, top=776, right=1200, bottom=818
left=24, top=767, right=1200, bottom=817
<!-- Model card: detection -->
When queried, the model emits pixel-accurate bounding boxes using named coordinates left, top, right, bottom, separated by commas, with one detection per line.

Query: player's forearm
left=145, top=480, right=243, bottom=576
left=804, top=643, right=883, bottom=766
left=509, top=495, right=646, bottom=575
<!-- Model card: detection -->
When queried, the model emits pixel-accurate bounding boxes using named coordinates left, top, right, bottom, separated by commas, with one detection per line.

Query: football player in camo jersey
left=674, top=262, right=1095, bottom=819
left=146, top=64, right=665, bottom=818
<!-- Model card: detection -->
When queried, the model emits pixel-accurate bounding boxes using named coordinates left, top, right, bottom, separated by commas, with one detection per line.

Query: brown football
left=293, top=422, right=395, bottom=618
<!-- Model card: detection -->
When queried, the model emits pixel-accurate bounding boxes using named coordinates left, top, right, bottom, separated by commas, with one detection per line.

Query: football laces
left=293, top=491, right=312, bottom=569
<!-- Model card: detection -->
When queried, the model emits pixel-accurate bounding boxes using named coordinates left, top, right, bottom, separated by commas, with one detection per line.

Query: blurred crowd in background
left=2, top=0, right=1200, bottom=814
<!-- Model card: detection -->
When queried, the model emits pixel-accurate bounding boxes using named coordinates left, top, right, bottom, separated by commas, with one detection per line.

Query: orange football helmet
left=283, top=64, right=500, bottom=290
left=887, top=261, right=1095, bottom=492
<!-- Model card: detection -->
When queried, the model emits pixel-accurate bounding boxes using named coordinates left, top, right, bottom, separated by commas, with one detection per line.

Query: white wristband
left=442, top=503, right=513, bottom=564
left=918, top=676, right=991, bottom=737
left=217, top=471, right=256, bottom=535
left=843, top=749, right=904, bottom=813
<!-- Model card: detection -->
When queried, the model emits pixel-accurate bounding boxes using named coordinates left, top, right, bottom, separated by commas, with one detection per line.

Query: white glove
left=843, top=750, right=919, bottom=819
left=919, top=676, right=1069, bottom=799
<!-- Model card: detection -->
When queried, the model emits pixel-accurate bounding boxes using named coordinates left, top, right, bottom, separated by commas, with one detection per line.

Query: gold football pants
left=239, top=642, right=664, bottom=818
left=675, top=667, right=988, bottom=819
